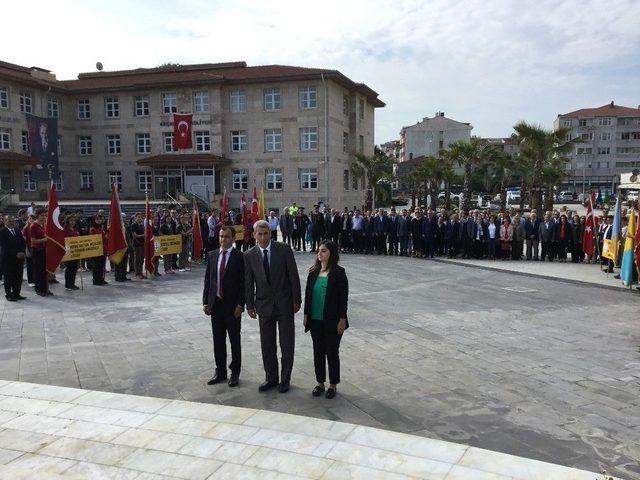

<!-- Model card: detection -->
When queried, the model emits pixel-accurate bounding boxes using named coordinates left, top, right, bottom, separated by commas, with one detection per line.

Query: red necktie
left=218, top=250, right=227, bottom=298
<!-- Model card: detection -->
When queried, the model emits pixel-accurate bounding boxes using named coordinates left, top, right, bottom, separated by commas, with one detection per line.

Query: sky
left=4, top=0, right=639, bottom=144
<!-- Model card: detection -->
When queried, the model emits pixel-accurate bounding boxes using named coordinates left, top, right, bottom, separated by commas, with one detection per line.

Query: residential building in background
left=554, top=101, right=640, bottom=194
left=0, top=60, right=384, bottom=210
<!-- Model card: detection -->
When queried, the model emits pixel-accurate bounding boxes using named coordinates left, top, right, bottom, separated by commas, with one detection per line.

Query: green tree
left=491, top=152, right=517, bottom=211
left=350, top=146, right=394, bottom=211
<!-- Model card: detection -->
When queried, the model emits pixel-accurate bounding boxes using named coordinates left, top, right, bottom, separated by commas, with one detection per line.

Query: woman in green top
left=303, top=240, right=349, bottom=399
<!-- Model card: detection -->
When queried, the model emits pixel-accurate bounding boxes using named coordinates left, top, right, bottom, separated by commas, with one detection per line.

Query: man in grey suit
left=245, top=220, right=301, bottom=393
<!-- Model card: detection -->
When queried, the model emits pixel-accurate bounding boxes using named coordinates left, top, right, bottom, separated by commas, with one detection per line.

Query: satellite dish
left=96, top=62, right=103, bottom=71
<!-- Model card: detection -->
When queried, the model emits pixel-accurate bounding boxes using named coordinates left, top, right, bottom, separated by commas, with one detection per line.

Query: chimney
left=610, top=101, right=614, bottom=107
left=440, top=112, right=445, bottom=117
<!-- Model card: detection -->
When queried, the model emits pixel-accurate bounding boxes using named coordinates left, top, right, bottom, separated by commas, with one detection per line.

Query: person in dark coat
left=421, top=209, right=437, bottom=258
left=363, top=211, right=375, bottom=254
left=524, top=212, right=541, bottom=260
left=303, top=240, right=348, bottom=399
left=0, top=215, right=27, bottom=301
left=571, top=214, right=584, bottom=263
left=411, top=209, right=424, bottom=257
left=387, top=208, right=400, bottom=255
left=397, top=209, right=411, bottom=256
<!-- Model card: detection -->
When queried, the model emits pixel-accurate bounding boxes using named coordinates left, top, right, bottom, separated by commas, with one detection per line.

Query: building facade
left=0, top=60, right=384, bottom=210
left=554, top=102, right=640, bottom=194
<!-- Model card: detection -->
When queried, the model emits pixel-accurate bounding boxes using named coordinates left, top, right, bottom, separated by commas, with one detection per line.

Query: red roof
left=559, top=102, right=640, bottom=118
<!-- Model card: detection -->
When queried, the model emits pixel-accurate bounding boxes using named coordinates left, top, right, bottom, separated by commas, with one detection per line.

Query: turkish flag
left=582, top=193, right=595, bottom=255
left=173, top=114, right=192, bottom=149
left=45, top=182, right=66, bottom=274
left=191, top=198, right=203, bottom=262
left=144, top=198, right=155, bottom=274
left=107, top=185, right=128, bottom=264
left=251, top=186, right=259, bottom=224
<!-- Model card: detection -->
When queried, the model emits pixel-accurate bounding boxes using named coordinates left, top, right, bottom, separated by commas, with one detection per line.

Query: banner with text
left=154, top=235, right=182, bottom=256
left=62, top=234, right=104, bottom=261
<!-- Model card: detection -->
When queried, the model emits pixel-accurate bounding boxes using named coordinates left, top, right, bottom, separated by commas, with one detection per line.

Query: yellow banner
left=154, top=234, right=182, bottom=256
left=602, top=238, right=618, bottom=264
left=62, top=234, right=104, bottom=261
left=234, top=225, right=245, bottom=242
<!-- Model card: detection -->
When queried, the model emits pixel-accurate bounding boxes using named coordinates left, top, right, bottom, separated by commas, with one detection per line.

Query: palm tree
left=513, top=122, right=572, bottom=211
left=491, top=152, right=517, bottom=211
left=350, top=146, right=394, bottom=210
left=541, top=159, right=566, bottom=212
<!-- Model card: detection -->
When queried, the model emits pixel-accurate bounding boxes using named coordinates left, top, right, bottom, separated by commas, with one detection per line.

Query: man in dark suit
left=31, top=122, right=58, bottom=169
left=203, top=225, right=245, bottom=387
left=0, top=215, right=27, bottom=301
left=539, top=212, right=557, bottom=262
left=373, top=208, right=388, bottom=255
left=329, top=209, right=342, bottom=245
left=398, top=209, right=410, bottom=256
left=387, top=208, right=400, bottom=255
left=245, top=220, right=301, bottom=393
left=524, top=212, right=541, bottom=260
left=422, top=209, right=437, bottom=258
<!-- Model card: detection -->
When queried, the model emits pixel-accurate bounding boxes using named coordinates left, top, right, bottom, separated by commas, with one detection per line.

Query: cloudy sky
left=4, top=0, right=639, bottom=143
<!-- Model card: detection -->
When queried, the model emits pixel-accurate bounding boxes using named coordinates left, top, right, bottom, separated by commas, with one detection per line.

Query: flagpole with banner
left=191, top=197, right=203, bottom=263
left=620, top=208, right=636, bottom=288
left=602, top=193, right=621, bottom=270
left=45, top=180, right=66, bottom=275
left=107, top=184, right=128, bottom=265
left=144, top=193, right=155, bottom=277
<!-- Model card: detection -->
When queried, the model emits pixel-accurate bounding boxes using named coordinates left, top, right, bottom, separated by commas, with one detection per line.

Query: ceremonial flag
left=173, top=114, right=192, bottom=149
left=634, top=208, right=640, bottom=272
left=582, top=192, right=595, bottom=256
left=620, top=209, right=636, bottom=286
left=44, top=181, right=66, bottom=274
left=241, top=192, right=250, bottom=240
left=107, top=185, right=127, bottom=264
left=220, top=188, right=229, bottom=223
left=191, top=198, right=203, bottom=262
left=144, top=197, right=155, bottom=274
left=602, top=194, right=621, bottom=264
left=251, top=186, right=259, bottom=224
left=258, top=186, right=265, bottom=220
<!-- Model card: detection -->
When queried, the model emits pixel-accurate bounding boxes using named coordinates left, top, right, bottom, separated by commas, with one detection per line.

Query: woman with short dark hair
left=303, top=240, right=349, bottom=399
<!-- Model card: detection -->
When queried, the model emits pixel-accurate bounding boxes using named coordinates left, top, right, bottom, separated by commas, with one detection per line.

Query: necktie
left=263, top=248, right=270, bottom=284
left=218, top=250, right=226, bottom=298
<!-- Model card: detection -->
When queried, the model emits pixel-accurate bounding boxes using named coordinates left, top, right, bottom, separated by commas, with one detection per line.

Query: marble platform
left=0, top=380, right=613, bottom=479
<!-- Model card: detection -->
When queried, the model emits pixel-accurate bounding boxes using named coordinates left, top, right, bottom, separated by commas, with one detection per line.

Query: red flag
left=173, top=114, right=192, bottom=149
left=45, top=182, right=66, bottom=274
left=107, top=185, right=128, bottom=264
left=241, top=192, right=250, bottom=240
left=191, top=198, right=203, bottom=262
left=251, top=186, right=259, bottom=224
left=144, top=197, right=155, bottom=274
left=220, top=188, right=229, bottom=224
left=582, top=192, right=595, bottom=255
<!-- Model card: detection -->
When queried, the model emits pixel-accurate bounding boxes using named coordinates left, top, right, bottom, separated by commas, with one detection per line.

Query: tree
left=513, top=122, right=572, bottom=211
left=350, top=146, right=394, bottom=211
left=491, top=152, right=517, bottom=211
left=541, top=159, right=566, bottom=212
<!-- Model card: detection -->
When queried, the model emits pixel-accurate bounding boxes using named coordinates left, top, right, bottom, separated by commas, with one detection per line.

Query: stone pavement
left=0, top=252, right=639, bottom=479
left=0, top=380, right=614, bottom=479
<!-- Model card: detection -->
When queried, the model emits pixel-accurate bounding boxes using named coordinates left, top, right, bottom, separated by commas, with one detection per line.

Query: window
left=578, top=119, right=587, bottom=127
left=343, top=170, right=350, bottom=190
left=299, top=86, right=317, bottom=109
left=621, top=131, right=640, bottom=140
left=300, top=168, right=317, bottom=190
left=343, top=95, right=349, bottom=116
left=562, top=119, right=572, bottom=127
left=21, top=130, right=29, bottom=153
left=162, top=92, right=177, bottom=114
left=137, top=171, right=152, bottom=192
left=576, top=147, right=592, bottom=155
left=230, top=90, right=246, bottom=112
left=266, top=168, right=283, bottom=190
left=53, top=172, right=63, bottom=191
left=47, top=97, right=59, bottom=118
left=352, top=174, right=358, bottom=190
left=597, top=161, right=609, bottom=169
left=263, top=88, right=281, bottom=111
left=77, top=99, right=90, bottom=119
left=580, top=132, right=593, bottom=141
left=232, top=169, right=248, bottom=190
left=80, top=171, right=94, bottom=191
left=23, top=171, right=36, bottom=191
left=78, top=136, right=92, bottom=155
left=105, top=97, right=119, bottom=118
left=19, top=92, right=32, bottom=113
left=136, top=133, right=151, bottom=154
left=264, top=128, right=282, bottom=152
left=601, top=132, right=611, bottom=141
left=299, top=127, right=318, bottom=151
left=108, top=171, right=122, bottom=191
left=194, top=130, right=211, bottom=152
left=619, top=118, right=635, bottom=126
left=193, top=91, right=209, bottom=113
left=564, top=134, right=571, bottom=142
left=342, top=132, right=349, bottom=153
left=359, top=134, right=364, bottom=153
left=163, top=132, right=177, bottom=152
left=0, top=128, right=10, bottom=150
left=598, top=117, right=611, bottom=126
left=231, top=130, right=247, bottom=151
left=134, top=96, right=150, bottom=117
left=106, top=134, right=121, bottom=155
left=0, top=87, right=7, bottom=109
left=359, top=99, right=365, bottom=120
left=597, top=147, right=610, bottom=155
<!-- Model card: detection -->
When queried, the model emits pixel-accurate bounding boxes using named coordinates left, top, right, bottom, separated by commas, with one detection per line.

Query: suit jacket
left=244, top=241, right=301, bottom=318
left=524, top=218, right=540, bottom=240
left=539, top=221, right=557, bottom=242
left=203, top=247, right=245, bottom=313
left=397, top=216, right=410, bottom=236
left=279, top=214, right=293, bottom=235
left=387, top=215, right=399, bottom=239
left=330, top=215, right=342, bottom=237
left=303, top=265, right=349, bottom=333
left=422, top=215, right=437, bottom=239
left=0, top=227, right=26, bottom=266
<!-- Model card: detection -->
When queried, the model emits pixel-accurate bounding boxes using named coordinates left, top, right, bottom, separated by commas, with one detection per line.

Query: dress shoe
left=6, top=296, right=17, bottom=302
left=36, top=291, right=46, bottom=297
left=45, top=291, right=54, bottom=296
left=228, top=374, right=239, bottom=387
left=326, top=387, right=336, bottom=399
left=312, top=385, right=325, bottom=397
left=15, top=295, right=26, bottom=300
left=278, top=381, right=290, bottom=393
left=207, top=372, right=228, bottom=385
left=258, top=380, right=279, bottom=392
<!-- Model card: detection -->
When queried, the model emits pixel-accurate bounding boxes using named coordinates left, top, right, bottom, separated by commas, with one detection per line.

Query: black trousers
left=32, top=248, right=47, bottom=294
left=311, top=233, right=322, bottom=252
left=65, top=259, right=79, bottom=288
left=26, top=256, right=34, bottom=284
left=134, top=244, right=144, bottom=275
left=424, top=238, right=435, bottom=258
left=114, top=250, right=129, bottom=281
left=270, top=230, right=278, bottom=242
left=3, top=258, right=24, bottom=298
left=309, top=320, right=342, bottom=385
left=541, top=241, right=556, bottom=261
left=92, top=255, right=106, bottom=283
left=376, top=234, right=387, bottom=254
left=399, top=235, right=408, bottom=255
left=258, top=309, right=294, bottom=383
left=388, top=236, right=399, bottom=255
left=211, top=300, right=242, bottom=376
left=352, top=230, right=363, bottom=253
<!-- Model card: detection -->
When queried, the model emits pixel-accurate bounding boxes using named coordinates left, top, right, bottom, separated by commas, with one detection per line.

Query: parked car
left=556, top=191, right=575, bottom=202
left=627, top=190, right=639, bottom=202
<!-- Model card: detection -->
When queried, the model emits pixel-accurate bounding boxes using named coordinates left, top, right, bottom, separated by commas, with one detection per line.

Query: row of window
left=567, top=131, right=640, bottom=141
left=562, top=117, right=640, bottom=127
left=576, top=146, right=640, bottom=155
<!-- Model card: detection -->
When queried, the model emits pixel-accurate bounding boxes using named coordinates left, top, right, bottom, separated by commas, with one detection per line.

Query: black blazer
left=303, top=265, right=349, bottom=333
left=203, top=247, right=245, bottom=313
left=0, top=227, right=27, bottom=266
